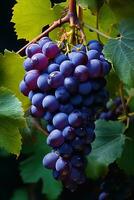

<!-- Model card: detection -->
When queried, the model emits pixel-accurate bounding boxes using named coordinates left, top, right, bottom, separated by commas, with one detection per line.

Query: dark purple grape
left=23, top=57, right=34, bottom=71
left=54, top=53, right=68, bottom=65
left=47, top=129, right=64, bottom=147
left=83, top=95, right=94, bottom=106
left=83, top=144, right=92, bottom=155
left=102, top=61, right=111, bottom=76
left=37, top=73, right=50, bottom=92
left=71, top=95, right=82, bottom=106
left=25, top=43, right=41, bottom=58
left=42, top=95, right=59, bottom=112
left=24, top=70, right=40, bottom=90
left=42, top=42, right=60, bottom=58
left=71, top=156, right=84, bottom=168
left=48, top=63, right=59, bottom=74
left=59, top=103, right=74, bottom=114
left=53, top=113, right=69, bottom=130
left=31, top=53, right=48, bottom=71
left=38, top=37, right=51, bottom=47
left=60, top=60, right=75, bottom=77
left=74, top=65, right=89, bottom=82
left=30, top=105, right=44, bottom=117
left=64, top=77, right=78, bottom=94
left=59, top=143, right=73, bottom=158
left=55, top=87, right=70, bottom=103
left=48, top=71, right=64, bottom=88
left=87, top=49, right=100, bottom=60
left=68, top=51, right=88, bottom=66
left=79, top=81, right=92, bottom=95
left=32, top=93, right=45, bottom=108
left=55, top=158, right=68, bottom=173
left=19, top=80, right=30, bottom=96
left=53, top=170, right=60, bottom=180
left=68, top=110, right=82, bottom=127
left=88, top=40, right=103, bottom=52
left=62, top=126, right=75, bottom=140
left=43, top=112, right=53, bottom=122
left=76, top=128, right=86, bottom=137
left=46, top=124, right=55, bottom=132
left=72, top=137, right=84, bottom=151
left=42, top=152, right=59, bottom=169
left=87, top=59, right=102, bottom=78
left=28, top=91, right=35, bottom=101
left=98, top=192, right=109, bottom=200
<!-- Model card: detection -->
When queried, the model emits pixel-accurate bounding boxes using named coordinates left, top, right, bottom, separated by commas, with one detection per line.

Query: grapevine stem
left=17, top=15, right=69, bottom=55
left=84, top=23, right=113, bottom=40
left=119, top=83, right=128, bottom=117
left=32, top=118, right=48, bottom=136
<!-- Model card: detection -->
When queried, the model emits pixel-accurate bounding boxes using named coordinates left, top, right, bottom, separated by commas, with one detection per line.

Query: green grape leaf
left=90, top=120, right=126, bottom=165
left=12, top=0, right=67, bottom=41
left=117, top=124, right=134, bottom=175
left=106, top=70, right=120, bottom=98
left=0, top=50, right=29, bottom=109
left=20, top=133, right=62, bottom=200
left=0, top=87, right=25, bottom=155
left=11, top=188, right=28, bottom=200
left=106, top=0, right=134, bottom=19
left=86, top=157, right=108, bottom=179
left=104, top=20, right=134, bottom=88
left=76, top=0, right=104, bottom=13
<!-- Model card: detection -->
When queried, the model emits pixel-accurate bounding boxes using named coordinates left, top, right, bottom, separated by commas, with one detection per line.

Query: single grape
left=24, top=70, right=40, bottom=90
left=42, top=95, right=59, bottom=112
left=42, top=41, right=60, bottom=58
left=72, top=137, right=84, bottom=151
left=74, top=65, right=89, bottom=82
left=37, top=73, right=50, bottom=92
left=53, top=113, right=69, bottom=130
left=87, top=49, right=100, bottom=60
left=30, top=105, right=44, bottom=117
left=84, top=128, right=95, bottom=143
left=68, top=110, right=82, bottom=127
left=43, top=112, right=53, bottom=122
left=64, top=77, right=78, bottom=94
left=62, top=126, right=76, bottom=140
left=38, top=37, right=51, bottom=47
left=32, top=93, right=46, bottom=108
left=48, top=71, right=64, bottom=88
left=59, top=143, right=73, bottom=158
left=76, top=127, right=86, bottom=137
left=88, top=40, right=103, bottom=52
left=71, top=95, right=82, bottom=106
left=31, top=53, right=48, bottom=71
left=25, top=43, right=41, bottom=58
left=83, top=144, right=92, bottom=155
left=87, top=59, right=102, bottom=78
left=42, top=152, right=59, bottom=169
left=68, top=51, right=88, bottom=66
left=60, top=60, right=75, bottom=77
left=28, top=91, right=35, bottom=101
left=54, top=53, right=68, bottom=64
left=47, top=129, right=64, bottom=147
left=23, top=57, right=34, bottom=71
left=102, top=61, right=111, bottom=76
left=71, top=156, right=84, bottom=168
left=98, top=192, right=109, bottom=200
left=19, top=80, right=30, bottom=96
left=55, top=87, right=70, bottom=103
left=48, top=63, right=59, bottom=74
left=59, top=103, right=74, bottom=114
left=53, top=170, right=60, bottom=180
left=55, top=157, right=68, bottom=173
left=46, top=124, right=55, bottom=132
left=83, top=95, right=94, bottom=107
left=79, top=81, right=92, bottom=95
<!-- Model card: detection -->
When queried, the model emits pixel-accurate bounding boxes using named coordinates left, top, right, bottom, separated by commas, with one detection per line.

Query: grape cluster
left=99, top=97, right=127, bottom=121
left=19, top=37, right=111, bottom=191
